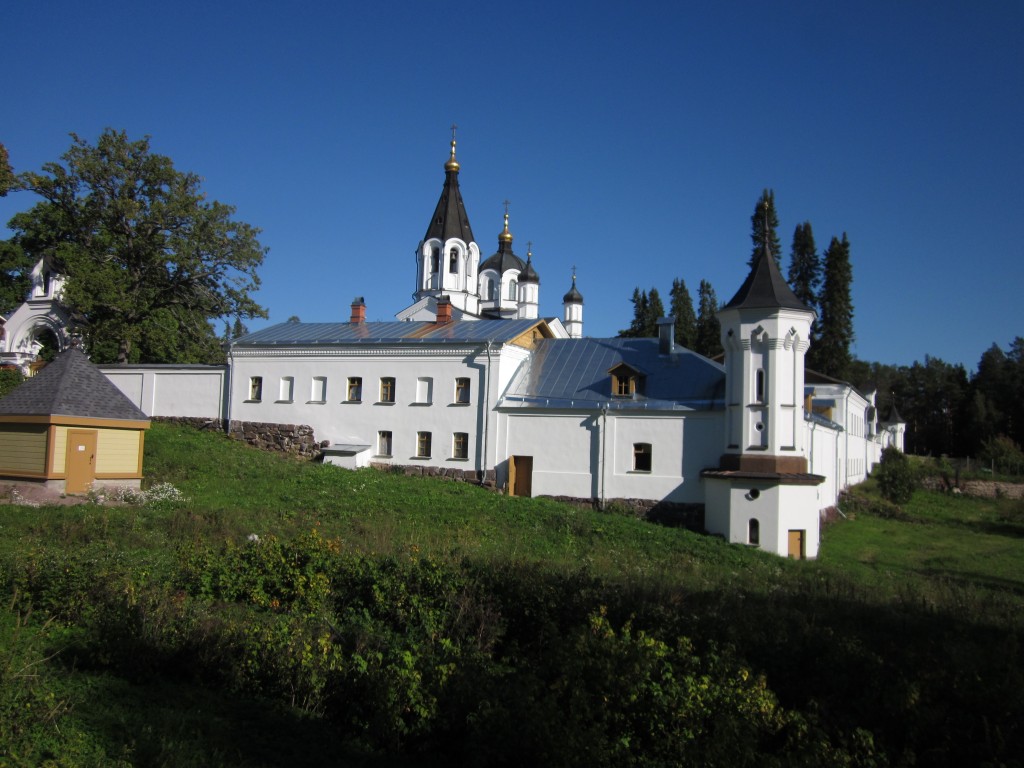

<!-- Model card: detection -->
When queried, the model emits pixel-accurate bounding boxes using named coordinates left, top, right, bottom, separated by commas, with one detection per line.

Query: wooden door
left=787, top=529, right=804, bottom=560
left=510, top=455, right=533, bottom=498
left=66, top=429, right=97, bottom=494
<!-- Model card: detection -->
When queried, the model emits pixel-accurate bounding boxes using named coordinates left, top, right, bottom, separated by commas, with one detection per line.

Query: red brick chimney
left=349, top=297, right=366, bottom=324
left=436, top=295, right=452, bottom=325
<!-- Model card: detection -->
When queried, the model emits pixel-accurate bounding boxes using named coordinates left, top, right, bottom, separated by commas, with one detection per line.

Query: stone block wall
left=228, top=420, right=323, bottom=459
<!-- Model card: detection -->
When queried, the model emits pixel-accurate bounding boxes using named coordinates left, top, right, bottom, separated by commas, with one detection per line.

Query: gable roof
left=500, top=337, right=725, bottom=411
left=0, top=348, right=149, bottom=422
left=233, top=318, right=552, bottom=348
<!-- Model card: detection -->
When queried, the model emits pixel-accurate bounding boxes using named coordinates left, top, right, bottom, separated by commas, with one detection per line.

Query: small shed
left=0, top=348, right=151, bottom=493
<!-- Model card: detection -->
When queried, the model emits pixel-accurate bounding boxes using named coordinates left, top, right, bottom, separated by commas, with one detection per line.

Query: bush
left=874, top=447, right=918, bottom=505
left=980, top=435, right=1024, bottom=476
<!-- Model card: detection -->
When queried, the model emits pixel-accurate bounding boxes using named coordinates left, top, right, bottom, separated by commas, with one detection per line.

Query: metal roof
left=0, top=348, right=149, bottom=422
left=722, top=245, right=812, bottom=313
left=500, top=337, right=725, bottom=411
left=233, top=318, right=547, bottom=347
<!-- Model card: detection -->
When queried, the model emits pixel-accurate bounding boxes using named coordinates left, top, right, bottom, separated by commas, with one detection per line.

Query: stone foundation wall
left=154, top=416, right=227, bottom=432
left=371, top=462, right=496, bottom=487
left=922, top=476, right=1024, bottom=499
left=227, top=420, right=324, bottom=459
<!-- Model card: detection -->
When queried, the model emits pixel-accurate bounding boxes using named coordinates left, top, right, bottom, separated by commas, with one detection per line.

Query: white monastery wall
left=100, top=366, right=227, bottom=419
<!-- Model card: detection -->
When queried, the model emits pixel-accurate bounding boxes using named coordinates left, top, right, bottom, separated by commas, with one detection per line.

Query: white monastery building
left=2, top=137, right=905, bottom=559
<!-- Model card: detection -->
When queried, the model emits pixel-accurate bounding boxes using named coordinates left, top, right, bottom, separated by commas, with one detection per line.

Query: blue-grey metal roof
left=500, top=337, right=725, bottom=411
left=233, top=318, right=547, bottom=347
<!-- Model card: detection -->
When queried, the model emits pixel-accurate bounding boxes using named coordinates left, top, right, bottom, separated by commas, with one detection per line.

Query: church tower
left=413, top=130, right=482, bottom=316
left=562, top=270, right=584, bottom=338
left=516, top=245, right=540, bottom=319
left=478, top=208, right=528, bottom=319
left=702, top=217, right=824, bottom=559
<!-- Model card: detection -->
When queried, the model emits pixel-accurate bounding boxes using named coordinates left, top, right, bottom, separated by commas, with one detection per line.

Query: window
left=377, top=431, right=392, bottom=457
left=416, top=377, right=433, bottom=404
left=616, top=376, right=632, bottom=397
left=311, top=376, right=327, bottom=403
left=379, top=377, right=395, bottom=403
left=453, top=432, right=468, bottom=459
left=449, top=247, right=459, bottom=273
left=347, top=377, right=362, bottom=402
left=508, top=279, right=517, bottom=300
left=633, top=443, right=652, bottom=472
left=748, top=518, right=760, bottom=546
left=431, top=247, right=440, bottom=273
left=755, top=369, right=765, bottom=403
left=417, top=431, right=432, bottom=458
left=278, top=376, right=294, bottom=402
left=455, top=377, right=470, bottom=404
left=485, top=278, right=494, bottom=300
left=249, top=376, right=263, bottom=401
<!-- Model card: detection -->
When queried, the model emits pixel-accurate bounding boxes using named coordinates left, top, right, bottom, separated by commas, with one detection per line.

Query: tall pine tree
left=749, top=189, right=782, bottom=268
left=646, top=288, right=665, bottom=336
left=810, top=233, right=854, bottom=378
left=695, top=280, right=722, bottom=357
left=787, top=222, right=820, bottom=313
left=620, top=288, right=649, bottom=337
left=669, top=278, right=697, bottom=348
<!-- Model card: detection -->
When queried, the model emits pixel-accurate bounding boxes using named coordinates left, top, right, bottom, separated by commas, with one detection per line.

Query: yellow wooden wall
left=0, top=425, right=48, bottom=475
left=51, top=426, right=142, bottom=476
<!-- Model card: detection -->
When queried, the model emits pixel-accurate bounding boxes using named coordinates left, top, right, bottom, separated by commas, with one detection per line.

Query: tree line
left=620, top=189, right=855, bottom=379
left=1, top=131, right=266, bottom=364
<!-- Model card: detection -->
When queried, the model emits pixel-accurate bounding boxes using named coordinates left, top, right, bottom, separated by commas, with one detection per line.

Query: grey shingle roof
left=501, top=337, right=725, bottom=410
left=0, top=348, right=149, bottom=422
left=233, top=318, right=547, bottom=347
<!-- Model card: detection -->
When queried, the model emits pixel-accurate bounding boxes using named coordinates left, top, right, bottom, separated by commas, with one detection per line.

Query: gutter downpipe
left=225, top=343, right=234, bottom=434
left=482, top=340, right=494, bottom=485
left=600, top=404, right=609, bottom=510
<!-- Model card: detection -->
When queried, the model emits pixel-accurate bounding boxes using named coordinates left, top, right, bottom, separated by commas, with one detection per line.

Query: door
left=66, top=429, right=97, bottom=494
left=787, top=529, right=805, bottom=560
left=509, top=455, right=533, bottom=498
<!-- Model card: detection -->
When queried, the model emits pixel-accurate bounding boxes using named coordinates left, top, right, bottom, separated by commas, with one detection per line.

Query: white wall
left=101, top=366, right=227, bottom=419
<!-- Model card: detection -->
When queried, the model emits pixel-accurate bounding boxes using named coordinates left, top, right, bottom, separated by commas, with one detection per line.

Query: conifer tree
left=810, top=233, right=854, bottom=378
left=749, top=189, right=782, bottom=268
left=695, top=280, right=722, bottom=357
left=619, top=287, right=649, bottom=337
left=788, top=222, right=820, bottom=313
left=669, top=278, right=697, bottom=348
left=646, top=288, right=665, bottom=336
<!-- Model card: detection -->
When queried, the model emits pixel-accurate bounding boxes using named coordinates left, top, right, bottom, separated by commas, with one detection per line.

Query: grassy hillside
left=1, top=423, right=1022, bottom=766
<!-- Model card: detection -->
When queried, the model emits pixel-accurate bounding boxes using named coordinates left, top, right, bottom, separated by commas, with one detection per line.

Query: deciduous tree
left=7, top=129, right=267, bottom=363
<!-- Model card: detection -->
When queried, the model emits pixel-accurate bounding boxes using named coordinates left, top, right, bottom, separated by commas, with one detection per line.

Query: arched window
left=508, top=279, right=517, bottom=301
left=431, top=247, right=440, bottom=274
left=748, top=518, right=760, bottom=546
left=485, top=279, right=494, bottom=300
left=755, top=368, right=766, bottom=403
left=449, top=248, right=459, bottom=273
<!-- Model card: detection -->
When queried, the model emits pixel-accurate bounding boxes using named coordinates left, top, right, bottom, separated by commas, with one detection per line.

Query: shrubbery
left=874, top=446, right=918, bottom=505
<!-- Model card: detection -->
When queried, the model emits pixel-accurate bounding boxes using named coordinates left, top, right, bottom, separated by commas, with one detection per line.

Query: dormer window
left=609, top=363, right=644, bottom=398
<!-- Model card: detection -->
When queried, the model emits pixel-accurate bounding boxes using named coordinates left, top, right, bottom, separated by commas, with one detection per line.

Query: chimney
left=657, top=316, right=675, bottom=355
left=436, top=295, right=452, bottom=324
left=350, top=297, right=366, bottom=324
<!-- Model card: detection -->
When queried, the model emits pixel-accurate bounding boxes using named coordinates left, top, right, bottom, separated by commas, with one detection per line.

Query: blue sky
left=3, top=0, right=1021, bottom=371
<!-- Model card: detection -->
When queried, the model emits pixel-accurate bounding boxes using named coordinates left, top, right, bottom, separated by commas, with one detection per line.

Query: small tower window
left=756, top=369, right=766, bottom=403
left=431, top=247, right=440, bottom=274
left=508, top=279, right=517, bottom=300
left=449, top=247, right=459, bottom=273
left=486, top=279, right=495, bottom=300
left=748, top=518, right=760, bottom=546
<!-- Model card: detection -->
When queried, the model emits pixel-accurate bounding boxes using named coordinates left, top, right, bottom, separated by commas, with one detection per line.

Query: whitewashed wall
left=100, top=366, right=227, bottom=420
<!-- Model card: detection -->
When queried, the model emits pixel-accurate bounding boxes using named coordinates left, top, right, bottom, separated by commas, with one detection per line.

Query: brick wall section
left=228, top=420, right=324, bottom=459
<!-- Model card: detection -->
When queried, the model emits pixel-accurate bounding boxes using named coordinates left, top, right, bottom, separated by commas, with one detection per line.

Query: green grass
left=2, top=423, right=1023, bottom=766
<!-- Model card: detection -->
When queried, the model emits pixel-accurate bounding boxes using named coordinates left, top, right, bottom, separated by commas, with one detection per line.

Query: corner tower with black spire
left=411, top=127, right=482, bottom=317
left=703, top=202, right=824, bottom=559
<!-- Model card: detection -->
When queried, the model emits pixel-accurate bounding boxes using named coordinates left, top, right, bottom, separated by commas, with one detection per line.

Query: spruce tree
left=787, top=222, right=820, bottom=313
left=749, top=189, right=782, bottom=268
left=810, top=233, right=854, bottom=378
left=619, top=288, right=649, bottom=337
left=646, top=287, right=665, bottom=336
left=670, top=278, right=697, bottom=348
left=695, top=280, right=722, bottom=357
